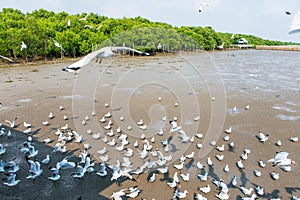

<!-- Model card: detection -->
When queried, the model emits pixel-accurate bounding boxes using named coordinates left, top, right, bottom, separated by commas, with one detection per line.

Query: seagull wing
left=289, top=11, right=300, bottom=34
left=66, top=47, right=110, bottom=69
left=275, top=151, right=289, bottom=161
left=0, top=55, right=14, bottom=63
left=113, top=46, right=150, bottom=55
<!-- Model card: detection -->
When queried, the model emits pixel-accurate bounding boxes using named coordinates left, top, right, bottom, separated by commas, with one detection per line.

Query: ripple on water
left=276, top=114, right=300, bottom=121
left=18, top=98, right=32, bottom=102
left=61, top=95, right=82, bottom=99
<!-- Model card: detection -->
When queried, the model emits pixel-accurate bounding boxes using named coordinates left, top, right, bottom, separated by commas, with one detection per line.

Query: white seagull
left=20, top=41, right=27, bottom=51
left=268, top=151, right=295, bottom=166
left=63, top=46, right=150, bottom=72
left=257, top=131, right=269, bottom=143
left=3, top=173, right=21, bottom=186
left=289, top=11, right=300, bottom=34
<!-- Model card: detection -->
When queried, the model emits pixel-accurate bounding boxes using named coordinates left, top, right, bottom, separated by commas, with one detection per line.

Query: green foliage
left=0, top=8, right=297, bottom=61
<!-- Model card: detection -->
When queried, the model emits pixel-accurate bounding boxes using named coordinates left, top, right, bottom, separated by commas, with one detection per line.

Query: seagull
left=289, top=11, right=300, bottom=34
left=224, top=127, right=232, bottom=134
left=286, top=11, right=292, bottom=15
left=231, top=176, right=237, bottom=186
left=63, top=46, right=150, bottom=72
left=253, top=169, right=261, bottom=177
left=3, top=117, right=17, bottom=128
left=270, top=171, right=279, bottom=180
left=257, top=131, right=269, bottom=143
left=207, top=157, right=213, bottom=166
left=126, top=187, right=141, bottom=198
left=195, top=193, right=207, bottom=200
left=185, top=151, right=195, bottom=159
left=290, top=136, right=299, bottom=142
left=56, top=156, right=76, bottom=170
left=198, top=172, right=208, bottom=181
left=216, top=154, right=224, bottom=161
left=223, top=164, right=229, bottom=172
left=0, top=55, right=14, bottom=63
left=72, top=165, right=86, bottom=178
left=275, top=140, right=282, bottom=146
left=52, top=38, right=66, bottom=53
left=174, top=188, right=188, bottom=199
left=48, top=112, right=54, bottom=119
left=111, top=189, right=126, bottom=200
left=42, top=121, right=49, bottom=126
left=255, top=185, right=264, bottom=196
left=23, top=121, right=32, bottom=128
left=216, top=144, right=225, bottom=152
left=241, top=194, right=257, bottom=200
left=96, top=163, right=108, bottom=177
left=3, top=173, right=21, bottom=186
left=79, top=13, right=89, bottom=21
left=0, top=144, right=6, bottom=155
left=198, top=2, right=211, bottom=12
left=180, top=172, right=190, bottom=181
left=20, top=41, right=27, bottom=51
left=245, top=105, right=250, bottom=110
left=27, top=160, right=43, bottom=179
left=258, top=160, right=265, bottom=168
left=237, top=160, right=244, bottom=169
left=200, top=185, right=211, bottom=194
left=196, top=161, right=204, bottom=169
left=167, top=179, right=177, bottom=188
left=41, top=155, right=50, bottom=164
left=48, top=167, right=60, bottom=181
left=239, top=186, right=254, bottom=196
left=148, top=173, right=156, bottom=182
left=84, top=24, right=94, bottom=30
left=169, top=121, right=182, bottom=133
left=178, top=130, right=190, bottom=142
left=268, top=151, right=295, bottom=166
left=6, top=161, right=19, bottom=173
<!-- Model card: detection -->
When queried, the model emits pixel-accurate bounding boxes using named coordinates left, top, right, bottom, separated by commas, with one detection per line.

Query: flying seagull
left=0, top=55, right=13, bottom=63
left=285, top=11, right=292, bottom=15
left=79, top=14, right=89, bottom=21
left=62, top=46, right=150, bottom=72
left=20, top=41, right=27, bottom=51
left=52, top=38, right=66, bottom=53
left=289, top=11, right=300, bottom=34
left=198, top=2, right=211, bottom=12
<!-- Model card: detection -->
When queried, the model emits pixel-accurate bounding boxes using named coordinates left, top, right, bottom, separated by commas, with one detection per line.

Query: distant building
left=237, top=38, right=248, bottom=44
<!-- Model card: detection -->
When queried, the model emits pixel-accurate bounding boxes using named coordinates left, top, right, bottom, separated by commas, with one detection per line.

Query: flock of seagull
left=0, top=94, right=299, bottom=200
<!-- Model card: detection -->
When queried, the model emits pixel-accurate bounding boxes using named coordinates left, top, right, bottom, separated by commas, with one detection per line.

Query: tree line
left=0, top=8, right=296, bottom=62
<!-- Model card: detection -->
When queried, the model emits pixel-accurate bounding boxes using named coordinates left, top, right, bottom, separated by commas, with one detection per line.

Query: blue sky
left=1, top=0, right=300, bottom=42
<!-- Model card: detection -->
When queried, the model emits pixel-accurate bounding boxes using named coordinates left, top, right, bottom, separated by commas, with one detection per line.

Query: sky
left=1, top=0, right=300, bottom=42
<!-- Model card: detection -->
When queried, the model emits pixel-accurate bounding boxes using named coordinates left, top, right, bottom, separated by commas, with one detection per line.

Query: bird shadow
left=170, top=143, right=179, bottom=153
left=228, top=146, right=236, bottom=153
left=263, top=189, right=281, bottom=199
left=208, top=165, right=220, bottom=181
left=185, top=158, right=194, bottom=170
left=238, top=168, right=250, bottom=186
left=158, top=170, right=172, bottom=182
left=285, top=187, right=300, bottom=196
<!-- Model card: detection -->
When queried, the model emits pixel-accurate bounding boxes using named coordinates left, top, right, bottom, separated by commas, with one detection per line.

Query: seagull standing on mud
left=62, top=46, right=150, bottom=72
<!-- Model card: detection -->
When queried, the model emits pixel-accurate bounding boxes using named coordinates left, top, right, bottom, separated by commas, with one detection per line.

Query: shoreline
left=2, top=46, right=300, bottom=68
